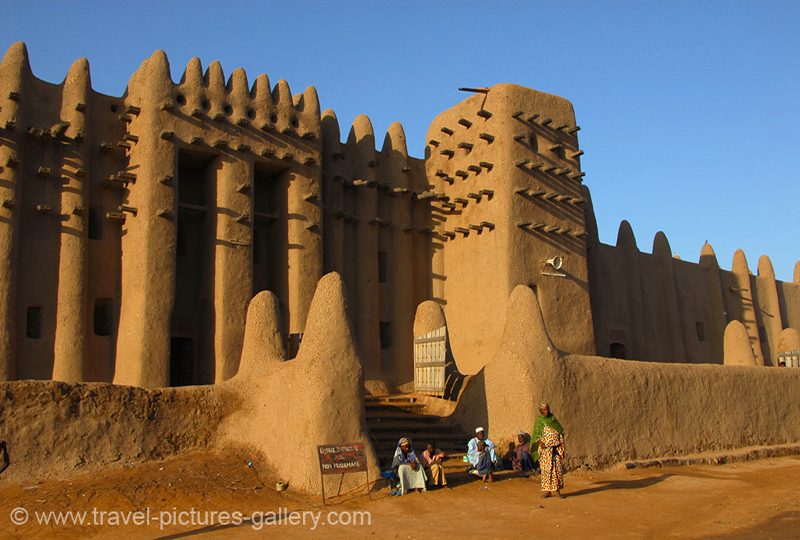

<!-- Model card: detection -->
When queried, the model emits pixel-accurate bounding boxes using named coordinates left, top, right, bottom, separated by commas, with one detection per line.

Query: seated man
left=466, top=427, right=497, bottom=480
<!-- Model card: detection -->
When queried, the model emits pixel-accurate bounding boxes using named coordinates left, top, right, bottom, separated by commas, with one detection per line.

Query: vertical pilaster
left=756, top=255, right=783, bottom=366
left=321, top=110, right=345, bottom=275
left=52, top=58, right=91, bottom=382
left=0, top=43, right=29, bottom=380
left=383, top=122, right=414, bottom=383
left=617, top=221, right=646, bottom=359
left=113, top=51, right=176, bottom=387
left=699, top=242, right=727, bottom=363
left=287, top=166, right=322, bottom=336
left=731, top=249, right=764, bottom=366
left=652, top=232, right=687, bottom=361
left=213, top=156, right=254, bottom=381
left=349, top=115, right=380, bottom=378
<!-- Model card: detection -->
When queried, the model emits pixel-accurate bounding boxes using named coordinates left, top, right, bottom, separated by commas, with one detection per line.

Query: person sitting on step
left=391, top=437, right=427, bottom=495
left=466, top=427, right=497, bottom=479
left=420, top=442, right=448, bottom=488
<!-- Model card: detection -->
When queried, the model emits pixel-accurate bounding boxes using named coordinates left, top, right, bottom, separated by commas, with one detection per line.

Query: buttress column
left=52, top=58, right=91, bottom=382
left=113, top=51, right=176, bottom=387
left=0, top=42, right=29, bottom=380
left=212, top=155, right=253, bottom=381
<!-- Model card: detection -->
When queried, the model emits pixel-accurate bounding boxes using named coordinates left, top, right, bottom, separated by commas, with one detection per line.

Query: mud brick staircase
left=365, top=394, right=471, bottom=468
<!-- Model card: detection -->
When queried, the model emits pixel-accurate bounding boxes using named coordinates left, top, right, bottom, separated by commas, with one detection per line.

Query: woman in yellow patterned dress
left=532, top=402, right=565, bottom=498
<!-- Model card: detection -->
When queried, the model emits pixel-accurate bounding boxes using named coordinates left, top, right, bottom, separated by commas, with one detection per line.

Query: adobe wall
left=0, top=41, right=794, bottom=390
left=425, top=84, right=595, bottom=374
left=0, top=272, right=379, bottom=494
left=0, top=42, right=433, bottom=388
left=454, top=285, right=800, bottom=470
left=588, top=220, right=799, bottom=365
left=320, top=112, right=431, bottom=387
left=0, top=380, right=225, bottom=481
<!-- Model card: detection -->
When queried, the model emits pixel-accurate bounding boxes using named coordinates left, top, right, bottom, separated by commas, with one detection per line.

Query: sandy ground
left=1, top=451, right=800, bottom=539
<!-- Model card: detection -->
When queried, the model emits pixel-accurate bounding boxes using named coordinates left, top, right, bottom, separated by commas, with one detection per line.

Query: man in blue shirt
left=466, top=427, right=497, bottom=480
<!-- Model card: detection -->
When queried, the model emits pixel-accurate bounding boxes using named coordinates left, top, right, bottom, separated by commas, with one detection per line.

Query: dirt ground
left=1, top=450, right=800, bottom=539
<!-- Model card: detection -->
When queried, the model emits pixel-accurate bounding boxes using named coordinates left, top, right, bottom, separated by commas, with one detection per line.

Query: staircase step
left=364, top=393, right=471, bottom=466
left=365, top=410, right=441, bottom=422
left=371, top=432, right=468, bottom=442
left=367, top=421, right=457, bottom=431
left=366, top=403, right=427, bottom=412
left=365, top=394, right=418, bottom=403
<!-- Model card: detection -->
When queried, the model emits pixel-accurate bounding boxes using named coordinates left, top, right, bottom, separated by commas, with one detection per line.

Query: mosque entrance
left=172, top=151, right=214, bottom=385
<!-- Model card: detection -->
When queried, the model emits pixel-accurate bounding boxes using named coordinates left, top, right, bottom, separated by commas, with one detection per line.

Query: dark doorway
left=610, top=342, right=626, bottom=359
left=252, top=166, right=287, bottom=298
left=172, top=150, right=214, bottom=385
left=170, top=337, right=195, bottom=387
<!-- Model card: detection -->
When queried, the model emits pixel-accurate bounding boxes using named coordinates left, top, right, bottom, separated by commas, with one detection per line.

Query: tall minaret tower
left=425, top=84, right=595, bottom=371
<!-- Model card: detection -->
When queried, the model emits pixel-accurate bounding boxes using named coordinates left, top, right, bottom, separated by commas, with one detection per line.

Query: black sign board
left=317, top=443, right=370, bottom=503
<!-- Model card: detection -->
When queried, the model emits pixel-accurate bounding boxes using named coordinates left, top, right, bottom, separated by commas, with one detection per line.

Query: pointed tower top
left=347, top=114, right=375, bottom=145
left=180, top=57, right=203, bottom=86
left=616, top=220, right=637, bottom=250
left=299, top=85, right=320, bottom=117
left=228, top=67, right=249, bottom=93
left=321, top=109, right=340, bottom=143
left=251, top=73, right=272, bottom=100
left=699, top=241, right=719, bottom=268
left=65, top=57, right=91, bottom=88
left=204, top=60, right=225, bottom=89
left=1, top=41, right=31, bottom=76
left=732, top=249, right=750, bottom=275
left=272, top=79, right=293, bottom=106
left=653, top=231, right=672, bottom=258
left=757, top=255, right=775, bottom=279
left=382, top=122, right=408, bottom=156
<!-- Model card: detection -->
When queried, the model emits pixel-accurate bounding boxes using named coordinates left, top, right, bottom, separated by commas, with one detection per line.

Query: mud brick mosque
left=0, top=41, right=798, bottom=390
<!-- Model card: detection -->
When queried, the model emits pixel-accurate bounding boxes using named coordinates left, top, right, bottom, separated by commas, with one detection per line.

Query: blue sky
left=4, top=1, right=799, bottom=280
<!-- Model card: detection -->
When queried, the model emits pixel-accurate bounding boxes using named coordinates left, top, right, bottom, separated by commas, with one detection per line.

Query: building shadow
left=566, top=473, right=672, bottom=497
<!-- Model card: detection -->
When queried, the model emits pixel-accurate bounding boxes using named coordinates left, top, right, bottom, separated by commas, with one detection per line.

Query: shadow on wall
left=0, top=272, right=379, bottom=495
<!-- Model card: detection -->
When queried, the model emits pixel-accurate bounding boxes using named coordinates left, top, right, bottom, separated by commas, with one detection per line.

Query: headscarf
left=393, top=437, right=417, bottom=464
left=532, top=403, right=564, bottom=436
left=531, top=403, right=564, bottom=461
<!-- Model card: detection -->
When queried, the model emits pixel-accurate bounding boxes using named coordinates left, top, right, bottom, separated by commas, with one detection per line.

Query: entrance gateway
left=413, top=326, right=447, bottom=397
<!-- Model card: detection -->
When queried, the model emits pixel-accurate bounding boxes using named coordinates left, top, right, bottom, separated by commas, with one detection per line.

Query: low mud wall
left=0, top=382, right=224, bottom=481
left=453, top=285, right=800, bottom=469
left=0, top=273, right=379, bottom=494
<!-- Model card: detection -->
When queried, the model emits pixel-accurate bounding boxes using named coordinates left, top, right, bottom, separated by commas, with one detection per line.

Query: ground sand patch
left=2, top=452, right=800, bottom=539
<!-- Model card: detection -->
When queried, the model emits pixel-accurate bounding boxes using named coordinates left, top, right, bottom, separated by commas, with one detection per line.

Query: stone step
left=370, top=431, right=468, bottom=442
left=367, top=417, right=454, bottom=431
left=365, top=410, right=441, bottom=422
left=373, top=450, right=471, bottom=469
left=365, top=394, right=418, bottom=404
left=365, top=403, right=427, bottom=413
